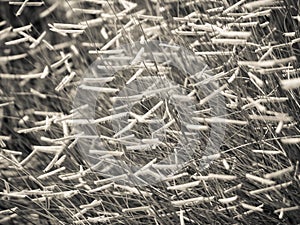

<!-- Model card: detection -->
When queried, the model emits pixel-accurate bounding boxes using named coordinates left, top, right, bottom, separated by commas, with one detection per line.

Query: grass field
left=0, top=0, right=300, bottom=224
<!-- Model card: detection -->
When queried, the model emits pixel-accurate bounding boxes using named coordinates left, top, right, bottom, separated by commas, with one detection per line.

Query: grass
left=0, top=0, right=300, bottom=224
